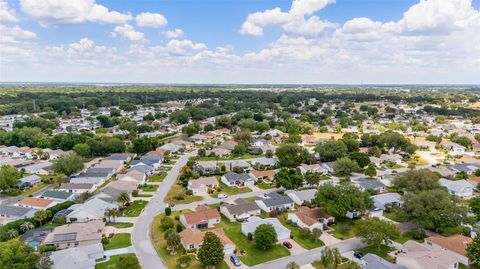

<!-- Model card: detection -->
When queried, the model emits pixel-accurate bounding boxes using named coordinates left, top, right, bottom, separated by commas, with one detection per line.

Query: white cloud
left=164, top=28, right=184, bottom=39
left=239, top=0, right=336, bottom=37
left=0, top=24, right=37, bottom=43
left=0, top=0, right=18, bottom=22
left=111, top=24, right=145, bottom=42
left=20, top=0, right=131, bottom=25
left=166, top=39, right=207, bottom=54
left=135, top=12, right=167, bottom=28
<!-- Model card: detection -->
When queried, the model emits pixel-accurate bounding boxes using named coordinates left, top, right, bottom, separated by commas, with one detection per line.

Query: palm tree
left=7, top=229, right=18, bottom=239
left=285, top=262, right=300, bottom=269
left=20, top=221, right=35, bottom=232
left=343, top=260, right=361, bottom=269
left=320, top=247, right=342, bottom=269
left=112, top=208, right=120, bottom=223
left=312, top=228, right=322, bottom=242
left=117, top=192, right=130, bottom=208
left=165, top=229, right=181, bottom=255
left=104, top=209, right=112, bottom=222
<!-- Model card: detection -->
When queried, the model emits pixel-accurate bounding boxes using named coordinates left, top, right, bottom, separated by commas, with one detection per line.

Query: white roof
left=241, top=216, right=290, bottom=240
left=439, top=178, right=475, bottom=193
left=50, top=243, right=104, bottom=269
left=372, top=193, right=402, bottom=210
left=68, top=197, right=118, bottom=219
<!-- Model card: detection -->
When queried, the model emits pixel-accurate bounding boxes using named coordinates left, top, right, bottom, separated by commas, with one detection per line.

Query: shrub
left=176, top=224, right=184, bottom=233
left=411, top=229, right=427, bottom=240
left=39, top=245, right=56, bottom=253
left=247, top=232, right=253, bottom=241
left=101, top=237, right=110, bottom=245
left=165, top=207, right=172, bottom=216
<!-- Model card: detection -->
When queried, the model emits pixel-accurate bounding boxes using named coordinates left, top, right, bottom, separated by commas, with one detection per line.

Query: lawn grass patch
left=123, top=200, right=148, bottom=217
left=148, top=174, right=167, bottom=182
left=256, top=181, right=275, bottom=190
left=139, top=184, right=159, bottom=192
left=330, top=219, right=359, bottom=240
left=104, top=233, right=131, bottom=250
left=383, top=209, right=408, bottom=223
left=164, top=182, right=203, bottom=204
left=216, top=216, right=289, bottom=266
left=211, top=182, right=251, bottom=197
left=357, top=245, right=395, bottom=263
left=96, top=254, right=138, bottom=269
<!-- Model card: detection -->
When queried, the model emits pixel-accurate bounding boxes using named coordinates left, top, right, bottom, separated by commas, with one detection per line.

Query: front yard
left=150, top=211, right=229, bottom=269
left=216, top=216, right=290, bottom=266
left=123, top=200, right=148, bottom=217
left=96, top=254, right=139, bottom=269
left=210, top=182, right=252, bottom=198
left=139, top=184, right=159, bottom=192
left=278, top=214, right=324, bottom=250
left=148, top=173, right=167, bottom=182
left=356, top=245, right=395, bottom=263
left=103, top=233, right=131, bottom=250
left=330, top=219, right=359, bottom=240
left=164, top=182, right=203, bottom=204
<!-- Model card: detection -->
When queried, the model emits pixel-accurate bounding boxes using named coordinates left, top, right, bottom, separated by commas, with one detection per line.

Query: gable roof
left=18, top=197, right=54, bottom=208
left=223, top=172, right=252, bottom=183
left=182, top=207, right=220, bottom=225
left=222, top=201, right=260, bottom=215
left=293, top=207, right=332, bottom=226
left=259, top=192, right=294, bottom=207
left=41, top=190, right=75, bottom=200
left=426, top=235, right=472, bottom=256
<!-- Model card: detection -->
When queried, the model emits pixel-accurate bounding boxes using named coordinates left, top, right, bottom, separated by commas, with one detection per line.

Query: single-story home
left=287, top=207, right=334, bottom=231
left=187, top=176, right=219, bottom=195
left=58, top=183, right=96, bottom=194
left=43, top=220, right=105, bottom=249
left=285, top=189, right=317, bottom=205
left=439, top=178, right=475, bottom=198
left=255, top=192, right=294, bottom=213
left=179, top=205, right=221, bottom=229
left=49, top=242, right=104, bottom=269
left=220, top=198, right=261, bottom=221
left=221, top=172, right=255, bottom=188
left=66, top=198, right=118, bottom=223
left=15, top=175, right=41, bottom=189
left=241, top=216, right=291, bottom=241
left=179, top=228, right=235, bottom=255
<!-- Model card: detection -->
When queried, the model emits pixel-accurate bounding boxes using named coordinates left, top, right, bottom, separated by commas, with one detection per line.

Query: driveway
left=131, top=151, right=197, bottom=269
left=319, top=232, right=341, bottom=246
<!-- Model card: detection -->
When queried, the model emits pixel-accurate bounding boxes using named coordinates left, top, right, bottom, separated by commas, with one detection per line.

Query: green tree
left=52, top=154, right=84, bottom=176
left=403, top=189, right=468, bottom=232
left=304, top=172, right=323, bottom=186
left=0, top=165, right=21, bottom=191
left=392, top=169, right=440, bottom=193
left=356, top=217, right=400, bottom=249
left=315, top=184, right=372, bottom=218
left=36, top=254, right=53, bottom=269
left=73, top=143, right=91, bottom=157
left=164, top=229, right=181, bottom=254
left=276, top=143, right=313, bottom=167
left=20, top=221, right=34, bottom=233
left=333, top=157, right=359, bottom=177
left=131, top=137, right=155, bottom=154
left=285, top=261, right=300, bottom=269
left=315, top=140, right=348, bottom=162
left=468, top=234, right=480, bottom=266
left=96, top=115, right=114, bottom=128
left=160, top=217, right=174, bottom=231
left=319, top=247, right=342, bottom=269
left=364, top=164, right=377, bottom=177
left=274, top=168, right=304, bottom=190
left=34, top=210, right=52, bottom=226
left=254, top=224, right=277, bottom=250
left=470, top=197, right=480, bottom=218
left=198, top=232, right=224, bottom=268
left=0, top=239, right=40, bottom=269
left=349, top=152, right=370, bottom=168
left=117, top=192, right=131, bottom=208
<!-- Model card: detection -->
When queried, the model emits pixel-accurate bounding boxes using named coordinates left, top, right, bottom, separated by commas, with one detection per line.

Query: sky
left=1, top=0, right=480, bottom=84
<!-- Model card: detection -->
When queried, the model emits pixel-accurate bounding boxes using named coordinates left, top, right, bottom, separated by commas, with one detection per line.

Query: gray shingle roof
left=261, top=192, right=294, bottom=207
left=223, top=172, right=252, bottom=183
left=41, top=190, right=74, bottom=200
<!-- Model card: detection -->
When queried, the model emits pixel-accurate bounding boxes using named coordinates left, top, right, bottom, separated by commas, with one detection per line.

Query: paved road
left=251, top=238, right=364, bottom=269
left=131, top=151, right=196, bottom=269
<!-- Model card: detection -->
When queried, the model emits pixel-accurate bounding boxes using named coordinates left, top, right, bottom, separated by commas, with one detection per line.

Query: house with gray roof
left=251, top=157, right=279, bottom=167
left=371, top=192, right=403, bottom=217
left=106, top=153, right=135, bottom=162
left=361, top=253, right=406, bottom=269
left=439, top=178, right=475, bottom=198
left=15, top=175, right=41, bottom=189
left=129, top=164, right=155, bottom=174
left=66, top=198, right=118, bottom=223
left=241, top=216, right=290, bottom=241
left=354, top=178, right=386, bottom=193
left=0, top=205, right=37, bottom=222
left=69, top=167, right=116, bottom=186
left=285, top=189, right=317, bottom=205
left=447, top=163, right=480, bottom=175
left=255, top=192, right=294, bottom=213
left=40, top=190, right=76, bottom=202
left=50, top=243, right=104, bottom=269
left=220, top=199, right=261, bottom=221
left=221, top=172, right=254, bottom=188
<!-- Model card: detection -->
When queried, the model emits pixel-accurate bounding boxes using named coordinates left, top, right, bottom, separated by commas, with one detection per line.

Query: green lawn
left=139, top=184, right=159, bottom=192
left=330, top=219, right=359, bottom=240
left=395, top=230, right=425, bottom=244
left=96, top=254, right=138, bottom=269
left=123, top=200, right=148, bottom=217
left=357, top=245, right=395, bottom=263
left=165, top=183, right=203, bottom=204
left=217, top=216, right=290, bottom=266
left=104, top=233, right=132, bottom=250
left=383, top=210, right=408, bottom=222
left=18, top=182, right=47, bottom=196
left=257, top=181, right=276, bottom=190
left=211, top=182, right=251, bottom=197
left=197, top=153, right=260, bottom=161
left=278, top=215, right=324, bottom=250
left=148, top=174, right=167, bottom=182
left=106, top=222, right=133, bottom=228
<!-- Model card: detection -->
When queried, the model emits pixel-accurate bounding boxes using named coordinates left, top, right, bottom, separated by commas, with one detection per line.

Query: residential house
left=447, top=163, right=480, bottom=175
left=361, top=253, right=406, bottom=269
left=69, top=167, right=116, bottom=186
left=251, top=157, right=278, bottom=168
left=252, top=139, right=272, bottom=147
left=443, top=142, right=466, bottom=155
left=58, top=183, right=96, bottom=194
left=439, top=178, right=475, bottom=198
left=158, top=143, right=181, bottom=153
left=50, top=243, right=104, bottom=269
left=380, top=154, right=403, bottom=165
left=220, top=198, right=261, bottom=221
left=0, top=205, right=37, bottom=222
left=395, top=240, right=466, bottom=269
left=190, top=134, right=208, bottom=144
left=21, top=161, right=53, bottom=175
left=285, top=189, right=317, bottom=205
left=129, top=164, right=155, bottom=175
left=46, top=149, right=72, bottom=160
left=206, top=147, right=231, bottom=157
left=118, top=170, right=146, bottom=185
left=106, top=153, right=135, bottom=163
left=67, top=198, right=118, bottom=223
left=187, top=176, right=219, bottom=195
left=255, top=192, right=294, bottom=213
left=179, top=205, right=221, bottom=229
left=370, top=193, right=403, bottom=217
left=179, top=228, right=235, bottom=255
left=249, top=169, right=276, bottom=182
left=221, top=172, right=255, bottom=188
left=425, top=235, right=472, bottom=266
left=354, top=178, right=386, bottom=193
left=228, top=160, right=251, bottom=171
left=94, top=160, right=124, bottom=172
left=40, top=190, right=76, bottom=202
left=98, top=180, right=137, bottom=203
left=43, top=220, right=105, bottom=249
left=241, top=216, right=291, bottom=241
left=298, top=163, right=326, bottom=175
left=15, top=175, right=41, bottom=189
left=321, top=162, right=335, bottom=175
left=17, top=197, right=56, bottom=210
left=287, top=207, right=334, bottom=231
left=20, top=228, right=52, bottom=251
left=196, top=161, right=217, bottom=175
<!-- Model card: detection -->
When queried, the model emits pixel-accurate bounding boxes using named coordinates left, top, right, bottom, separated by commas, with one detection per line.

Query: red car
left=283, top=241, right=292, bottom=249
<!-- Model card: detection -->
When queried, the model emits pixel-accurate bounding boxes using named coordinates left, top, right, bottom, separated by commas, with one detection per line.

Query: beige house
left=179, top=205, right=220, bottom=229
left=178, top=227, right=235, bottom=255
left=43, top=220, right=105, bottom=250
left=187, top=176, right=219, bottom=195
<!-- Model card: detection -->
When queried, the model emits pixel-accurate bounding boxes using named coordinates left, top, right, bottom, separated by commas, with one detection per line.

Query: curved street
left=132, top=151, right=197, bottom=269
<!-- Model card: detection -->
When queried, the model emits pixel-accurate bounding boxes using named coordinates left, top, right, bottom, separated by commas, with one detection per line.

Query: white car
left=218, top=194, right=228, bottom=199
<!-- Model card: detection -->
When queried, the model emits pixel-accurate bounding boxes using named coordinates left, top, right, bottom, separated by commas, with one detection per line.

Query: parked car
left=218, top=193, right=228, bottom=199
left=283, top=241, right=293, bottom=249
left=354, top=251, right=364, bottom=259
left=230, top=255, right=241, bottom=267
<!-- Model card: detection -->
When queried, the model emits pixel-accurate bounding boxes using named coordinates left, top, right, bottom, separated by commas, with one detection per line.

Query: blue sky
left=1, top=0, right=480, bottom=83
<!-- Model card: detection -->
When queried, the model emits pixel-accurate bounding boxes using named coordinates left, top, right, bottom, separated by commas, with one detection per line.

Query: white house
left=287, top=207, right=334, bottom=231
left=285, top=189, right=317, bottom=205
left=187, top=176, right=219, bottom=195
left=241, top=216, right=291, bottom=241
left=439, top=178, right=475, bottom=198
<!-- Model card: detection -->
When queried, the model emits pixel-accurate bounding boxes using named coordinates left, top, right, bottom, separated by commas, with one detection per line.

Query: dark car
left=283, top=241, right=293, bottom=249
left=230, top=255, right=241, bottom=267
left=353, top=251, right=364, bottom=259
